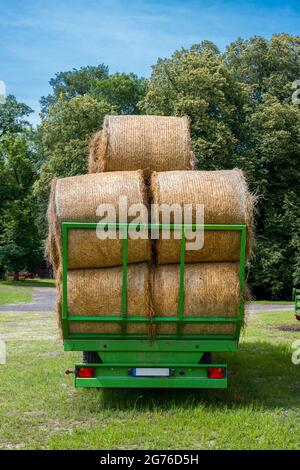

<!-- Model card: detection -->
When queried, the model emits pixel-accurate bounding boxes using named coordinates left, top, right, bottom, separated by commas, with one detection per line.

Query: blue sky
left=1, top=0, right=300, bottom=125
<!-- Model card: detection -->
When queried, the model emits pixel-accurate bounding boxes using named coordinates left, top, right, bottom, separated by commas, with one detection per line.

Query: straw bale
left=67, top=230, right=150, bottom=269
left=47, top=170, right=149, bottom=272
left=151, top=169, right=254, bottom=263
left=68, top=264, right=151, bottom=335
left=88, top=115, right=194, bottom=175
left=46, top=171, right=151, bottom=334
left=55, top=170, right=148, bottom=223
left=151, top=263, right=240, bottom=335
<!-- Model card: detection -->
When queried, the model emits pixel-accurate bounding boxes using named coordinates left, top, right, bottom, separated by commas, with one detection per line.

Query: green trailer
left=63, top=222, right=247, bottom=389
left=292, top=288, right=300, bottom=321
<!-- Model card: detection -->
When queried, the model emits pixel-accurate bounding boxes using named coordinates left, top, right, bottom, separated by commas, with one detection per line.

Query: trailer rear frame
left=62, top=222, right=247, bottom=389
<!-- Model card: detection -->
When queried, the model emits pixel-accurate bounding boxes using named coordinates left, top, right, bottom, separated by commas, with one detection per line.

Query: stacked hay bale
left=48, top=114, right=253, bottom=338
left=150, top=170, right=254, bottom=335
left=88, top=115, right=194, bottom=175
left=48, top=116, right=193, bottom=337
left=47, top=171, right=152, bottom=335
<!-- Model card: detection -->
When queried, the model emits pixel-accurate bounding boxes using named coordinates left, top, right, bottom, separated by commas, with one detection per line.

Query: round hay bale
left=88, top=115, right=194, bottom=175
left=68, top=263, right=151, bottom=335
left=151, top=169, right=254, bottom=263
left=156, top=231, right=241, bottom=263
left=55, top=170, right=148, bottom=223
left=46, top=171, right=151, bottom=334
left=47, top=170, right=150, bottom=271
left=67, top=230, right=150, bottom=269
left=151, top=263, right=240, bottom=335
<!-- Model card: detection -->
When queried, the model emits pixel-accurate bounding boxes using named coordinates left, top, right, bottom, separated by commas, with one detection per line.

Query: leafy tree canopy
left=0, top=97, right=42, bottom=274
left=225, top=34, right=300, bottom=104
left=0, top=95, right=33, bottom=137
left=142, top=34, right=300, bottom=298
left=141, top=40, right=246, bottom=169
left=40, top=64, right=109, bottom=116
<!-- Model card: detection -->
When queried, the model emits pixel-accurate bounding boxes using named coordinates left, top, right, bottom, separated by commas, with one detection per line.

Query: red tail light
left=208, top=367, right=225, bottom=379
left=77, top=367, right=95, bottom=378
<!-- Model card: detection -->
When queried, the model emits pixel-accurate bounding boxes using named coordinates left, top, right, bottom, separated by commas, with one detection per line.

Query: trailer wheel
left=199, top=352, right=212, bottom=364
left=83, top=351, right=101, bottom=364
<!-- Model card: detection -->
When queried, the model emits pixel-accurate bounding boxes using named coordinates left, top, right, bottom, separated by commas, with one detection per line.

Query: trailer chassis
left=62, top=223, right=247, bottom=389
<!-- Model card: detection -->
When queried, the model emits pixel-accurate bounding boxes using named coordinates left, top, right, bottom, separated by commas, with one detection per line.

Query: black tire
left=199, top=352, right=212, bottom=364
left=82, top=351, right=101, bottom=364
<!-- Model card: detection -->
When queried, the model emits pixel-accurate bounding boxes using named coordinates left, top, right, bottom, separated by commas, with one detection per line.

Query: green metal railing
left=61, top=222, right=247, bottom=341
left=293, top=288, right=300, bottom=316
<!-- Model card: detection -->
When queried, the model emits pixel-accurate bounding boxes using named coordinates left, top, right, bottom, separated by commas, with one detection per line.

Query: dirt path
left=0, top=287, right=293, bottom=314
left=246, top=303, right=294, bottom=313
left=0, top=287, right=56, bottom=312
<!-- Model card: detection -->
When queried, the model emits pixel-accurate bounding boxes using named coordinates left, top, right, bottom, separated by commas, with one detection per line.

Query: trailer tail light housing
left=77, top=366, right=95, bottom=378
left=208, top=367, right=225, bottom=379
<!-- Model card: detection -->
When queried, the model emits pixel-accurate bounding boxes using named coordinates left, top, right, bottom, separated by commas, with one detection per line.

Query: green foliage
left=34, top=95, right=112, bottom=229
left=0, top=197, right=42, bottom=272
left=226, top=36, right=300, bottom=298
left=36, top=67, right=147, bottom=234
left=0, top=95, right=32, bottom=137
left=225, top=34, right=300, bottom=103
left=92, top=73, right=146, bottom=114
left=40, top=64, right=109, bottom=116
left=141, top=41, right=245, bottom=169
left=0, top=98, right=42, bottom=274
left=142, top=34, right=300, bottom=299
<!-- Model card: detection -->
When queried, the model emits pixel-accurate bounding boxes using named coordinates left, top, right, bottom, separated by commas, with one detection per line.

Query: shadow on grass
left=94, top=340, right=300, bottom=412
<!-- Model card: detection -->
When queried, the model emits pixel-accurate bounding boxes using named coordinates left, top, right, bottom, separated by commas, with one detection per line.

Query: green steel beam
left=75, top=377, right=227, bottom=389
left=65, top=333, right=237, bottom=341
left=177, top=228, right=185, bottom=336
left=64, top=339, right=239, bottom=352
left=121, top=229, right=128, bottom=335
left=294, top=289, right=300, bottom=314
left=66, top=316, right=239, bottom=322
left=74, top=363, right=228, bottom=389
left=236, top=225, right=247, bottom=339
left=61, top=223, right=68, bottom=338
left=62, top=222, right=246, bottom=230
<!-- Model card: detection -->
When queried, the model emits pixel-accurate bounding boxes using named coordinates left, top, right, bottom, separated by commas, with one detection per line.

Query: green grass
left=0, top=289, right=32, bottom=305
left=0, top=309, right=299, bottom=449
left=0, top=278, right=55, bottom=288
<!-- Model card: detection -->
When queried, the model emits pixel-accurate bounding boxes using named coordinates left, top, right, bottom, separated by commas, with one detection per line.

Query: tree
left=36, top=66, right=147, bottom=234
left=35, top=94, right=112, bottom=230
left=40, top=64, right=109, bottom=117
left=40, top=65, right=146, bottom=117
left=141, top=41, right=245, bottom=169
left=0, top=97, right=42, bottom=275
left=92, top=73, right=146, bottom=114
left=0, top=95, right=32, bottom=137
left=142, top=35, right=300, bottom=298
left=243, top=97, right=300, bottom=298
left=0, top=197, right=42, bottom=274
left=225, top=34, right=300, bottom=104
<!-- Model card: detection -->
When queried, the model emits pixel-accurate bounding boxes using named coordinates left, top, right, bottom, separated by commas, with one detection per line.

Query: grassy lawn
left=0, top=308, right=299, bottom=449
left=0, top=289, right=32, bottom=305
left=0, top=278, right=55, bottom=289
